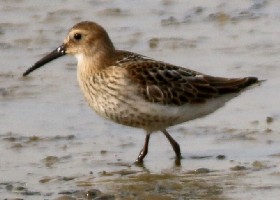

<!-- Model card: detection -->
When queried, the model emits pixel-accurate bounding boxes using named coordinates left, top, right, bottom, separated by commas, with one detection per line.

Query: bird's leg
left=162, top=129, right=181, bottom=159
left=135, top=133, right=150, bottom=163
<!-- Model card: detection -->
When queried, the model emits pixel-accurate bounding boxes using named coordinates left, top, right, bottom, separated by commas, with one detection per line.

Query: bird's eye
left=73, top=33, right=82, bottom=41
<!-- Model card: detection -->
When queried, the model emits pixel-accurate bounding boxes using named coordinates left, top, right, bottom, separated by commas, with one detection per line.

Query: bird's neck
left=76, top=51, right=114, bottom=78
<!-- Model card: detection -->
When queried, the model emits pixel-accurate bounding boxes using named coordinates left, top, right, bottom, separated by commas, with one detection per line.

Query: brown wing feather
left=125, top=61, right=258, bottom=106
left=116, top=51, right=259, bottom=105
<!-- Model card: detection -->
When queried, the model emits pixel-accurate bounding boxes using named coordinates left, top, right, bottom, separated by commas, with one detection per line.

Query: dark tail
left=203, top=76, right=260, bottom=94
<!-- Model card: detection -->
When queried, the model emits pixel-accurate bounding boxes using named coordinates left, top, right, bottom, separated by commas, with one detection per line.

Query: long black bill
left=23, top=44, right=66, bottom=77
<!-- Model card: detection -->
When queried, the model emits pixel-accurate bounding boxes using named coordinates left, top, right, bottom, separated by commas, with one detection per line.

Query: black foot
left=135, top=133, right=150, bottom=164
left=162, top=129, right=182, bottom=159
left=174, top=156, right=182, bottom=167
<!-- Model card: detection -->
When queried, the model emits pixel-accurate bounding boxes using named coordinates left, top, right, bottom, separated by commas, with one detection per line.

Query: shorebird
left=23, top=21, right=259, bottom=163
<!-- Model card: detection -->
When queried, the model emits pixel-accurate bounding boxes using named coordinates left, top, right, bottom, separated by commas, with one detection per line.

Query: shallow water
left=1, top=0, right=280, bottom=199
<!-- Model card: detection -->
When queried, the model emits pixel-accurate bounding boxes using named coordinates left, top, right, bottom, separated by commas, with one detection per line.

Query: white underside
left=127, top=93, right=238, bottom=132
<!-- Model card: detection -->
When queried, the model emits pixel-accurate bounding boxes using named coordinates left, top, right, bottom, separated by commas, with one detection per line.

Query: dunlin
left=23, top=21, right=259, bottom=163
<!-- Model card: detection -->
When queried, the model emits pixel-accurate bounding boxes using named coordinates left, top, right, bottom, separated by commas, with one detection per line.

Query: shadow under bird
left=23, top=21, right=259, bottom=164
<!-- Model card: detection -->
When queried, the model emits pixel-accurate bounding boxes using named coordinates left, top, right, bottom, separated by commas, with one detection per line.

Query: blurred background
left=1, top=0, right=280, bottom=199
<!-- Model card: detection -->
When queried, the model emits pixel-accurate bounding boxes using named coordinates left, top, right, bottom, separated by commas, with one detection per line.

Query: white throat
left=75, top=53, right=84, bottom=66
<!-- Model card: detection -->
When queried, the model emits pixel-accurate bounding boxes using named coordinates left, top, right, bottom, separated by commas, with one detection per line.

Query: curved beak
left=23, top=44, right=66, bottom=77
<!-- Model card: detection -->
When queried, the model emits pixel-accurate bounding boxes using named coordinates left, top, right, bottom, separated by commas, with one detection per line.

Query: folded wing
left=126, top=61, right=258, bottom=106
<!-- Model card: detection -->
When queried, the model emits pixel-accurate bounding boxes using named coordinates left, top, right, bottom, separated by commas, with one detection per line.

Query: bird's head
left=23, top=21, right=114, bottom=76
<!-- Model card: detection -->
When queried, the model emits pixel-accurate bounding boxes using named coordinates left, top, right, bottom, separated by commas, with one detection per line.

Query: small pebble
left=100, top=150, right=107, bottom=155
left=195, top=168, right=210, bottom=174
left=266, top=116, right=274, bottom=124
left=86, top=189, right=102, bottom=198
left=216, top=155, right=226, bottom=160
left=230, top=165, right=247, bottom=171
left=149, top=38, right=159, bottom=49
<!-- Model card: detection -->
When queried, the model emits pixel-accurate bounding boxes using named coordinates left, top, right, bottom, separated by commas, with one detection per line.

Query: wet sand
left=1, top=0, right=280, bottom=199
